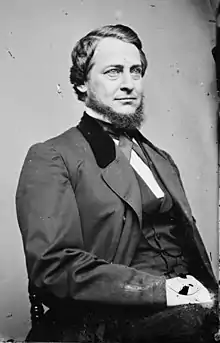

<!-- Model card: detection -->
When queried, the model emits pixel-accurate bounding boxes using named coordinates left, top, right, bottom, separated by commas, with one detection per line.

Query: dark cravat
left=118, top=135, right=133, bottom=161
left=96, top=120, right=141, bottom=141
left=94, top=119, right=143, bottom=161
left=94, top=118, right=152, bottom=166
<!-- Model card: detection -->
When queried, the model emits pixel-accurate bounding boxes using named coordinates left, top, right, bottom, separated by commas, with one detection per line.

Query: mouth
left=115, top=97, right=137, bottom=101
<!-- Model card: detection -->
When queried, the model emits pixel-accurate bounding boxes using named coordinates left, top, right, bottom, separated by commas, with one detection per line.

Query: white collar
left=84, top=106, right=111, bottom=123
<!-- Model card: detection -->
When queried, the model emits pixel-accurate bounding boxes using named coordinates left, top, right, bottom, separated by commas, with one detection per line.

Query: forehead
left=92, top=37, right=141, bottom=69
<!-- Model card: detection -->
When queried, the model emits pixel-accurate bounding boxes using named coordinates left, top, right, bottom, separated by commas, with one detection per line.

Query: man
left=16, top=24, right=218, bottom=342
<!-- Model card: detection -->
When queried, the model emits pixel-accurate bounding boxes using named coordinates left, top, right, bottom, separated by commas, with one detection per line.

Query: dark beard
left=85, top=94, right=145, bottom=130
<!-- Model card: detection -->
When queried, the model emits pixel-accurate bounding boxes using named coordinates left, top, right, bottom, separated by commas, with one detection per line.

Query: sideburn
left=86, top=94, right=145, bottom=130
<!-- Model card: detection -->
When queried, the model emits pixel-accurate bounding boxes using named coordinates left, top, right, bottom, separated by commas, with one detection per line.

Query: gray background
left=0, top=0, right=218, bottom=340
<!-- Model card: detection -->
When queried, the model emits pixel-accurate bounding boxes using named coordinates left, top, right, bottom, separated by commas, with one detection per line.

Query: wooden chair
left=25, top=284, right=63, bottom=342
left=26, top=283, right=220, bottom=342
left=28, top=283, right=45, bottom=326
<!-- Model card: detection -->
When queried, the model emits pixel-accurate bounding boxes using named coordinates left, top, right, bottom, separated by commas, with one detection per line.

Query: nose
left=120, top=71, right=134, bottom=92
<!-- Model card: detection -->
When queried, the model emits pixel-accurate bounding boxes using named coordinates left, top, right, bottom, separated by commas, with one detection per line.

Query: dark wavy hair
left=69, top=24, right=148, bottom=101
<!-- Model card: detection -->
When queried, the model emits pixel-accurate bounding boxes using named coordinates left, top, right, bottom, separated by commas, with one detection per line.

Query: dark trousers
left=26, top=303, right=218, bottom=343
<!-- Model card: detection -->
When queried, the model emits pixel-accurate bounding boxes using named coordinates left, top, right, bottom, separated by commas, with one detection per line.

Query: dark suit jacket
left=16, top=113, right=217, bottom=313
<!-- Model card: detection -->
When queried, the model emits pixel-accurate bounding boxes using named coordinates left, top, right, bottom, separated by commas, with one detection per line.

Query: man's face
left=82, top=37, right=145, bottom=129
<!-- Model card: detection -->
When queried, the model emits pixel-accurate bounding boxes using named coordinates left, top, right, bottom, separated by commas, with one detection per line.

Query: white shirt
left=85, top=106, right=164, bottom=198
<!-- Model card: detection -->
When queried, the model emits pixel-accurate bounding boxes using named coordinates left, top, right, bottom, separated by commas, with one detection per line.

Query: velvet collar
left=77, top=112, right=116, bottom=168
left=77, top=112, right=164, bottom=168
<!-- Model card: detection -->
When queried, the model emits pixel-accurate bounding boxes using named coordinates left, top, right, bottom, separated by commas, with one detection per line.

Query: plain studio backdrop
left=0, top=0, right=218, bottom=340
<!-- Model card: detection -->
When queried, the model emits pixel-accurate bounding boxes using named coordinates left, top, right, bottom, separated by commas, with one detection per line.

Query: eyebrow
left=130, top=64, right=142, bottom=70
left=104, top=64, right=142, bottom=70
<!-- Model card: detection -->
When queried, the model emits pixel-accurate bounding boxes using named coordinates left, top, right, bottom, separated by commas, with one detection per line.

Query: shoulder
left=26, top=126, right=87, bottom=166
left=19, top=126, right=91, bottom=188
left=44, top=126, right=85, bottom=155
left=141, top=134, right=182, bottom=177
left=141, top=133, right=175, bottom=163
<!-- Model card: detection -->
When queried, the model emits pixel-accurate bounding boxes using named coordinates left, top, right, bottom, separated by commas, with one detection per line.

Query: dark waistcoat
left=131, top=167, right=189, bottom=278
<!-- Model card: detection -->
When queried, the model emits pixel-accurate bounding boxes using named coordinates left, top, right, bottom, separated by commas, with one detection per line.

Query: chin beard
left=85, top=94, right=145, bottom=130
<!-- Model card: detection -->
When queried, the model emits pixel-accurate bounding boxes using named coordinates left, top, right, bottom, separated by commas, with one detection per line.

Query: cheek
left=135, top=80, right=144, bottom=94
left=97, top=81, right=119, bottom=100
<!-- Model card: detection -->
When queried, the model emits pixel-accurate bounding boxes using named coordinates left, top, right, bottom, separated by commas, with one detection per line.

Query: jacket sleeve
left=16, top=142, right=166, bottom=309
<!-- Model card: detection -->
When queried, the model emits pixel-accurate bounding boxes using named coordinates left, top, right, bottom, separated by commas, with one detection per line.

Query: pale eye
left=104, top=69, right=120, bottom=79
left=131, top=67, right=142, bottom=79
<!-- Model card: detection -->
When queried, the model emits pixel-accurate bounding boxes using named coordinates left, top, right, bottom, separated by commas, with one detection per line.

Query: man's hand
left=166, top=275, right=212, bottom=307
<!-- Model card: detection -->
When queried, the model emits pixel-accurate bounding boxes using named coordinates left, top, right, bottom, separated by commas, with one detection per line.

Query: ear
left=76, top=84, right=87, bottom=93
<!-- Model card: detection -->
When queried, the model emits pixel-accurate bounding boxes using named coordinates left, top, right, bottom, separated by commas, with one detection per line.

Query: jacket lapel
left=136, top=138, right=193, bottom=224
left=78, top=113, right=191, bottom=225
left=101, top=147, right=142, bottom=227
left=77, top=113, right=142, bottom=227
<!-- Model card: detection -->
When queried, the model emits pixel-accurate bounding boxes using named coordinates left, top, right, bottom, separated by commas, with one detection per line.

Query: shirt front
left=85, top=106, right=164, bottom=198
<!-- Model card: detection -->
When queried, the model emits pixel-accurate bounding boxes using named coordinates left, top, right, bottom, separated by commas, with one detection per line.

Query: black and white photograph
left=0, top=0, right=219, bottom=342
